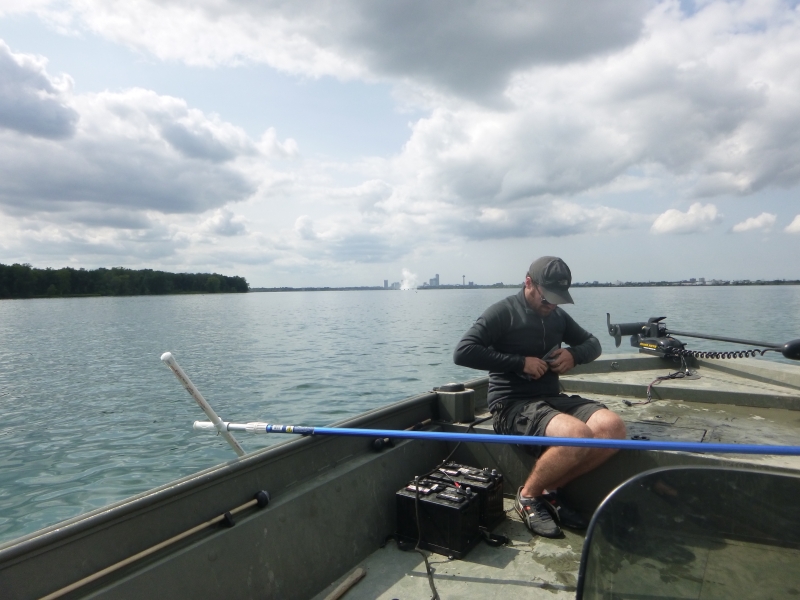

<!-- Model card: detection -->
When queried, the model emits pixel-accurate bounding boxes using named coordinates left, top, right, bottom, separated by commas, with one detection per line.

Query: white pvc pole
left=194, top=421, right=268, bottom=434
left=161, top=352, right=246, bottom=457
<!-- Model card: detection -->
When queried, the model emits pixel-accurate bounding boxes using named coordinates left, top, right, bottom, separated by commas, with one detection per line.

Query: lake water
left=1, top=285, right=799, bottom=544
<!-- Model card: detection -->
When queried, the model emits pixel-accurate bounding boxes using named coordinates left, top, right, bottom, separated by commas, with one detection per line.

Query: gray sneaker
left=514, top=487, right=561, bottom=538
left=542, top=489, right=589, bottom=530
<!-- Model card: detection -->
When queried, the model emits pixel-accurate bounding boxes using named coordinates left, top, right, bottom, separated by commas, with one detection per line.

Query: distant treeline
left=0, top=264, right=249, bottom=299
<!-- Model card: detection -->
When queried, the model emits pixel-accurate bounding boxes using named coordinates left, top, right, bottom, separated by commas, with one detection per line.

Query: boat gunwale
left=0, top=387, right=445, bottom=562
left=3, top=355, right=797, bottom=561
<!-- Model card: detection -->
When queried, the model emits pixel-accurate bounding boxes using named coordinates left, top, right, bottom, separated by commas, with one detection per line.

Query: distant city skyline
left=251, top=275, right=800, bottom=292
left=376, top=271, right=800, bottom=290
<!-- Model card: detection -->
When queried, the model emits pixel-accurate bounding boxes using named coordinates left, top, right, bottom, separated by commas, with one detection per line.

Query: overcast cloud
left=1, top=1, right=800, bottom=284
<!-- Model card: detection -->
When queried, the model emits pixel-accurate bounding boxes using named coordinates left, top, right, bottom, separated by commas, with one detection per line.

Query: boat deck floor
left=314, top=356, right=800, bottom=600
left=588, top=395, right=799, bottom=469
left=562, top=361, right=800, bottom=472
left=314, top=497, right=584, bottom=600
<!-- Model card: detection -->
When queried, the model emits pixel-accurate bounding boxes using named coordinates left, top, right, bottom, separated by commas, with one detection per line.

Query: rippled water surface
left=1, top=286, right=799, bottom=543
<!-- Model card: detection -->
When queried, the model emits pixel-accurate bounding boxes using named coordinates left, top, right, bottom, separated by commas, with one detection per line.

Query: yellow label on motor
left=640, top=343, right=658, bottom=349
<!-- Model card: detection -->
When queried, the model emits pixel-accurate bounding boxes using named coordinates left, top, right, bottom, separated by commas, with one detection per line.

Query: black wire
left=406, top=413, right=496, bottom=599
left=627, top=344, right=770, bottom=407
left=625, top=356, right=693, bottom=407
left=414, top=476, right=441, bottom=600
left=406, top=412, right=497, bottom=598
left=436, top=414, right=494, bottom=468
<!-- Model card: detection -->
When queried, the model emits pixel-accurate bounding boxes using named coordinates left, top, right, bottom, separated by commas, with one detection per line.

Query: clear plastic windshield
left=578, top=466, right=800, bottom=599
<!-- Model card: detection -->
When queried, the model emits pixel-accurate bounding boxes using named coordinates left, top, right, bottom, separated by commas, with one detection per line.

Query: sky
left=1, top=1, right=799, bottom=288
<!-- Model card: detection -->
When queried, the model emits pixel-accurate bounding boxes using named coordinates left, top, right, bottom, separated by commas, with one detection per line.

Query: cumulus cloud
left=1, top=216, right=188, bottom=267
left=201, top=208, right=247, bottom=236
left=324, top=233, right=405, bottom=263
left=27, top=0, right=647, bottom=101
left=0, top=40, right=78, bottom=138
left=4, top=1, right=800, bottom=279
left=732, top=212, right=776, bottom=233
left=258, top=128, right=299, bottom=159
left=294, top=215, right=317, bottom=240
left=0, top=41, right=302, bottom=271
left=160, top=122, right=241, bottom=162
left=264, top=187, right=426, bottom=265
left=12, top=2, right=800, bottom=210
left=786, top=215, right=800, bottom=234
left=0, top=86, right=278, bottom=222
left=278, top=203, right=414, bottom=264
left=10, top=1, right=800, bottom=208
left=651, top=203, right=722, bottom=235
left=457, top=201, right=651, bottom=240
left=376, top=1, right=800, bottom=212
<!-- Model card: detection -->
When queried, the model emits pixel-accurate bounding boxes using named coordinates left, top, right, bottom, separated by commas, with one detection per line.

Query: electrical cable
left=437, top=413, right=494, bottom=467
left=667, top=347, right=769, bottom=360
left=414, top=476, right=441, bottom=600
left=625, top=356, right=693, bottom=407
left=625, top=345, right=776, bottom=407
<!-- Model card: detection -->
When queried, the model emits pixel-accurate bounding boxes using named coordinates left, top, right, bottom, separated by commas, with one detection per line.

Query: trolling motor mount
left=607, top=313, right=800, bottom=361
left=606, top=314, right=685, bottom=356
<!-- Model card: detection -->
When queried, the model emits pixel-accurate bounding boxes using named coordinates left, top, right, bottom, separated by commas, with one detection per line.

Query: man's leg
left=513, top=412, right=595, bottom=537
left=521, top=408, right=626, bottom=498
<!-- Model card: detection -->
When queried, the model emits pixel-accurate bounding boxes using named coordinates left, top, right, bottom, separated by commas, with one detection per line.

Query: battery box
left=395, top=463, right=504, bottom=559
left=396, top=480, right=481, bottom=559
left=427, top=462, right=504, bottom=529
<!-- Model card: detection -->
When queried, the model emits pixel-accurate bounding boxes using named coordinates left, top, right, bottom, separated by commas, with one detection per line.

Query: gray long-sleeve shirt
left=453, top=289, right=601, bottom=410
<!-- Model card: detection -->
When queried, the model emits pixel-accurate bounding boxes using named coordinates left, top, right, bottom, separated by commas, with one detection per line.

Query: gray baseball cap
left=528, top=256, right=574, bottom=304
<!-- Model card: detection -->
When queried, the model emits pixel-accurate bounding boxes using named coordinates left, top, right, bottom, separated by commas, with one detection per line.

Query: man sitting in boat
left=453, top=256, right=626, bottom=538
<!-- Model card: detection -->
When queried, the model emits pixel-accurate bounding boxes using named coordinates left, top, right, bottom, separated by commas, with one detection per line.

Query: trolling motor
left=607, top=314, right=800, bottom=361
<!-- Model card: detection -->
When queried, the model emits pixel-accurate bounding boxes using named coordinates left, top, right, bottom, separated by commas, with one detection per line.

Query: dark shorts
left=492, top=394, right=608, bottom=457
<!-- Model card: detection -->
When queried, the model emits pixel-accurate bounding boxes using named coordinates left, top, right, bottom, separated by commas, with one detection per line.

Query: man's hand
left=547, top=348, right=575, bottom=374
left=522, top=356, right=550, bottom=379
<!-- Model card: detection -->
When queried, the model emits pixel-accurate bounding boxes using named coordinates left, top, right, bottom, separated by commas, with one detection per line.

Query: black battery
left=427, top=462, right=504, bottom=529
left=396, top=480, right=481, bottom=559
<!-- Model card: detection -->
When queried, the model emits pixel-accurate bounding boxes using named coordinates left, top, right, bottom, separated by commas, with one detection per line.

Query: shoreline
left=251, top=280, right=800, bottom=292
left=5, top=281, right=799, bottom=299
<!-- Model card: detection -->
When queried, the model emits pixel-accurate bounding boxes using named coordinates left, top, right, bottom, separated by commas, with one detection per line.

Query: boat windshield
left=577, top=466, right=800, bottom=599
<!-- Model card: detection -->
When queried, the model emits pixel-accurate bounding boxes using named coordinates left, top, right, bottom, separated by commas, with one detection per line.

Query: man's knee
left=587, top=409, right=626, bottom=439
left=545, top=413, right=593, bottom=438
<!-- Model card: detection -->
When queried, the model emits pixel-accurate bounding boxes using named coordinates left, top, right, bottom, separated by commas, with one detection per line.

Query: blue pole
left=257, top=424, right=800, bottom=456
